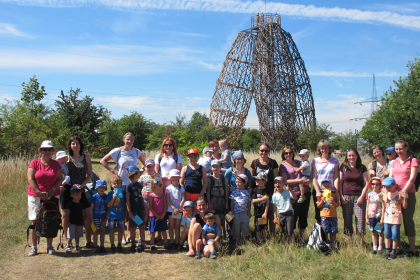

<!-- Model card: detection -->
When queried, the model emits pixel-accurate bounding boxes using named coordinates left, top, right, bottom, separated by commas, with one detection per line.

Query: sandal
left=85, top=242, right=95, bottom=248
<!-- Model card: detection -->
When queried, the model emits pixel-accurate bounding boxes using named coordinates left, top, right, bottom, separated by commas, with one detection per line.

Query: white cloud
left=198, top=61, right=222, bottom=71
left=0, top=23, right=33, bottom=38
left=309, top=71, right=399, bottom=77
left=170, top=31, right=210, bottom=38
left=3, top=0, right=420, bottom=30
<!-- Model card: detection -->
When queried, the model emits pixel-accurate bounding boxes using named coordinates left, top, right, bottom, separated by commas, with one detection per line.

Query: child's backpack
left=307, top=223, right=329, bottom=253
left=209, top=175, right=226, bottom=214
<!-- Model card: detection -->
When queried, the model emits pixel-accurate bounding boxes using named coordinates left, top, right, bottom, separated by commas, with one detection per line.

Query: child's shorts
left=149, top=216, right=168, bottom=232
left=368, top=218, right=383, bottom=232
left=128, top=212, right=145, bottom=228
left=68, top=224, right=84, bottom=239
left=169, top=212, right=182, bottom=220
left=301, top=175, right=311, bottom=180
left=254, top=216, right=267, bottom=232
left=279, top=211, right=294, bottom=236
left=384, top=223, right=400, bottom=240
left=108, top=218, right=124, bottom=229
left=93, top=219, right=107, bottom=230
left=321, top=217, right=338, bottom=234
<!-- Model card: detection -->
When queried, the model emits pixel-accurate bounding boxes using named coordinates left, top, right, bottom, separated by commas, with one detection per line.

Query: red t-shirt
left=392, top=156, right=418, bottom=193
left=341, top=165, right=367, bottom=195
left=27, top=158, right=61, bottom=197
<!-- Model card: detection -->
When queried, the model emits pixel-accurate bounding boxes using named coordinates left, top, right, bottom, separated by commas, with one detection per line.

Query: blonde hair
left=123, top=132, right=134, bottom=140
left=317, top=139, right=332, bottom=156
left=110, top=175, right=122, bottom=185
left=395, top=140, right=408, bottom=148
left=218, top=139, right=228, bottom=146
left=150, top=181, right=159, bottom=193
left=205, top=212, right=215, bottom=220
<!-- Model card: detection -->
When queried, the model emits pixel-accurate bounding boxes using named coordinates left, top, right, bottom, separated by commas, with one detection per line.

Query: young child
left=180, top=201, right=194, bottom=249
left=126, top=166, right=147, bottom=253
left=219, top=139, right=233, bottom=172
left=195, top=212, right=221, bottom=259
left=166, top=169, right=185, bottom=250
left=90, top=179, right=108, bottom=253
left=316, top=178, right=339, bottom=249
left=383, top=177, right=407, bottom=260
left=366, top=177, right=385, bottom=255
left=198, top=147, right=214, bottom=174
left=272, top=177, right=297, bottom=243
left=252, top=173, right=269, bottom=245
left=139, top=159, right=163, bottom=226
left=385, top=147, right=398, bottom=171
left=107, top=175, right=125, bottom=253
left=55, top=150, right=68, bottom=176
left=207, top=160, right=227, bottom=235
left=65, top=186, right=86, bottom=253
left=148, top=179, right=168, bottom=250
left=293, top=149, right=311, bottom=203
left=180, top=148, right=208, bottom=213
left=229, top=174, right=251, bottom=245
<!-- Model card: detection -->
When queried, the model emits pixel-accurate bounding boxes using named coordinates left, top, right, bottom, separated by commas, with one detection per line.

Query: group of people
left=26, top=135, right=418, bottom=260
left=253, top=13, right=281, bottom=26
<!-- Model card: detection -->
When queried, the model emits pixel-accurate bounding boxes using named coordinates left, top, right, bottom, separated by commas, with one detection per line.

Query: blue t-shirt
left=221, top=148, right=233, bottom=168
left=90, top=193, right=108, bottom=220
left=202, top=223, right=221, bottom=241
left=107, top=190, right=125, bottom=220
left=229, top=189, right=251, bottom=213
left=224, top=168, right=252, bottom=190
left=271, top=190, right=294, bottom=214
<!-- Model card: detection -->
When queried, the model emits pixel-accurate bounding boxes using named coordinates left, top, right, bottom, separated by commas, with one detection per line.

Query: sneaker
left=164, top=241, right=171, bottom=249
left=92, top=246, right=99, bottom=254
left=195, top=251, right=201, bottom=259
left=184, top=241, right=188, bottom=247
left=370, top=250, right=377, bottom=254
left=171, top=243, right=177, bottom=250
left=396, top=248, right=404, bottom=255
left=255, top=241, right=262, bottom=247
left=297, top=196, right=306, bottom=203
left=136, top=244, right=143, bottom=253
left=130, top=243, right=136, bottom=252
left=111, top=245, right=117, bottom=253
left=209, top=252, right=217, bottom=259
left=383, top=253, right=390, bottom=260
left=75, top=245, right=82, bottom=252
left=150, top=244, right=157, bottom=251
left=299, top=239, right=306, bottom=247
left=47, top=246, right=56, bottom=255
left=389, top=252, right=397, bottom=260
left=117, top=245, right=123, bottom=253
left=177, top=244, right=182, bottom=251
left=28, top=246, right=37, bottom=256
left=66, top=244, right=72, bottom=253
left=100, top=246, right=107, bottom=253
left=121, top=238, right=127, bottom=245
left=406, top=251, right=416, bottom=258
left=376, top=249, right=382, bottom=256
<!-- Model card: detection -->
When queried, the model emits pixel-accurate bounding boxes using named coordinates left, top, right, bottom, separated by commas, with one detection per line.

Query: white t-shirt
left=165, top=185, right=185, bottom=212
left=109, top=147, right=142, bottom=186
left=155, top=153, right=183, bottom=178
left=198, top=156, right=212, bottom=173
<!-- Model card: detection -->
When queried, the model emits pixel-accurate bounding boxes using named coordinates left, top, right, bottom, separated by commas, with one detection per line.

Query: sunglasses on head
left=41, top=148, right=53, bottom=152
left=284, top=152, right=293, bottom=155
left=260, top=149, right=269, bottom=153
left=164, top=144, right=173, bottom=147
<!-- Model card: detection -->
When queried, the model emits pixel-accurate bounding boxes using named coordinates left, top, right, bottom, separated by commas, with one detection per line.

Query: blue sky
left=1, top=0, right=419, bottom=133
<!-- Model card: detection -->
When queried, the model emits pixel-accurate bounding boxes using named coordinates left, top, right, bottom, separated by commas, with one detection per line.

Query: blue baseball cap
left=385, top=147, right=395, bottom=152
left=383, top=177, right=396, bottom=186
left=127, top=165, right=140, bottom=177
left=211, top=159, right=221, bottom=166
left=70, top=186, right=82, bottom=192
left=320, top=178, right=331, bottom=184
left=96, top=179, right=107, bottom=189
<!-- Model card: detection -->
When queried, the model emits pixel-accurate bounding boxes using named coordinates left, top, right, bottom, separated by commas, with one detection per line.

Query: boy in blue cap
left=385, top=147, right=397, bottom=173
left=90, top=179, right=108, bottom=253
left=65, top=186, right=87, bottom=253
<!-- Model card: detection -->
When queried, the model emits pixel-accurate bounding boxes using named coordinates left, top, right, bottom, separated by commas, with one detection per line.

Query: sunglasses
left=164, top=144, right=173, bottom=147
left=284, top=152, right=293, bottom=155
left=260, top=150, right=269, bottom=153
left=41, top=148, right=53, bottom=152
left=371, top=183, right=382, bottom=186
left=188, top=154, right=199, bottom=158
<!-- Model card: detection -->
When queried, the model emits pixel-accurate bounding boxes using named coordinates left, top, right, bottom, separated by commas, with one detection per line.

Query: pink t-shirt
left=384, top=192, right=402, bottom=225
left=392, top=156, right=418, bottom=193
left=279, top=160, right=310, bottom=195
left=27, top=158, right=61, bottom=197
left=149, top=193, right=165, bottom=217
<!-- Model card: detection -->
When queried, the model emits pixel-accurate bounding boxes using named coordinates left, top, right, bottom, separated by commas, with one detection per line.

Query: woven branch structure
left=209, top=14, right=315, bottom=151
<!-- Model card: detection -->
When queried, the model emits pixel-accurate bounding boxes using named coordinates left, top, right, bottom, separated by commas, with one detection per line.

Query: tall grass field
left=1, top=152, right=419, bottom=279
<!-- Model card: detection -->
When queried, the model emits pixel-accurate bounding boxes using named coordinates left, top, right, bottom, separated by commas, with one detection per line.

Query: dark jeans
left=312, top=189, right=321, bottom=224
left=291, top=191, right=311, bottom=230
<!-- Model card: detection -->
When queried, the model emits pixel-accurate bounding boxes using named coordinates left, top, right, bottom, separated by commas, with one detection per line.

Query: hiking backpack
left=307, top=223, right=329, bottom=253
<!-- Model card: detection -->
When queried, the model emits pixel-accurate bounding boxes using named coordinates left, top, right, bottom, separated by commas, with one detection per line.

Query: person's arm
left=200, top=166, right=208, bottom=198
left=280, top=171, right=309, bottom=186
left=380, top=200, right=385, bottom=225
left=126, top=191, right=134, bottom=219
left=148, top=196, right=159, bottom=218
left=247, top=199, right=251, bottom=218
left=154, top=155, right=160, bottom=174
left=28, top=167, right=49, bottom=201
left=312, top=166, right=321, bottom=196
left=179, top=166, right=187, bottom=187
left=91, top=202, right=95, bottom=222
left=286, top=185, right=298, bottom=201
left=262, top=196, right=269, bottom=220
left=230, top=197, right=234, bottom=212
left=365, top=199, right=370, bottom=225
left=401, top=193, right=408, bottom=209
left=201, top=230, right=207, bottom=245
left=138, top=153, right=146, bottom=165
left=273, top=166, right=279, bottom=178
left=273, top=204, right=278, bottom=224
left=219, top=154, right=227, bottom=163
left=142, top=199, right=148, bottom=222
left=100, top=153, right=118, bottom=176
left=293, top=166, right=305, bottom=173
left=252, top=194, right=269, bottom=204
left=80, top=155, right=92, bottom=189
left=316, top=197, right=324, bottom=208
left=162, top=195, right=167, bottom=220
left=357, top=171, right=369, bottom=204
left=48, top=169, right=65, bottom=198
left=339, top=169, right=348, bottom=204
left=107, top=192, right=117, bottom=208
left=177, top=191, right=185, bottom=215
left=331, top=194, right=339, bottom=207
left=166, top=191, right=176, bottom=213
left=333, top=165, right=340, bottom=200
left=402, top=166, right=419, bottom=193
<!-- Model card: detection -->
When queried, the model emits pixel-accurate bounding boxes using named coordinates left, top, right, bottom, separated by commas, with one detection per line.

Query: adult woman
left=368, top=145, right=389, bottom=181
left=100, top=132, right=146, bottom=187
left=154, top=138, right=182, bottom=187
left=27, top=140, right=65, bottom=256
left=311, top=139, right=340, bottom=223
left=62, top=136, right=94, bottom=247
left=186, top=197, right=222, bottom=257
left=251, top=144, right=279, bottom=236
left=389, top=140, right=418, bottom=257
left=339, top=148, right=369, bottom=239
left=279, top=146, right=311, bottom=242
left=208, top=139, right=221, bottom=160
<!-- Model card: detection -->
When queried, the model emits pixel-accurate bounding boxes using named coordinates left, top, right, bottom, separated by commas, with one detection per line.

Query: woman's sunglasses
left=284, top=152, right=293, bottom=155
left=164, top=144, right=173, bottom=147
left=260, top=149, right=269, bottom=153
left=41, top=148, right=53, bottom=152
left=188, top=155, right=199, bottom=158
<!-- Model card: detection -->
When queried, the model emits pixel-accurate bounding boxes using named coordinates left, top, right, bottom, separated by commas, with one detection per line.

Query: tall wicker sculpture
left=209, top=14, right=315, bottom=151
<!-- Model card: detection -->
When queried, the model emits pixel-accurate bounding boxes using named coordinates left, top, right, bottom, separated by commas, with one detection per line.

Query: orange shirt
left=319, top=193, right=337, bottom=218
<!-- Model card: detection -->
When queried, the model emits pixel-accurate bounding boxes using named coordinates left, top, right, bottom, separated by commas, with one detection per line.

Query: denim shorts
left=384, top=223, right=401, bottom=240
left=108, top=218, right=124, bottom=229
left=368, top=218, right=383, bottom=232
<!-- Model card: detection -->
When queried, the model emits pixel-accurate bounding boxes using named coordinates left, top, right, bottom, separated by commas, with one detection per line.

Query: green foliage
left=20, top=75, right=47, bottom=117
left=235, top=128, right=261, bottom=152
left=295, top=121, right=335, bottom=153
left=331, top=130, right=356, bottom=152
left=360, top=58, right=420, bottom=158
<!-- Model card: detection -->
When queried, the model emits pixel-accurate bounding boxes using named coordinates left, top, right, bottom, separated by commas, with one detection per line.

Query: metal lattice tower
left=371, top=74, right=377, bottom=112
left=209, top=14, right=316, bottom=150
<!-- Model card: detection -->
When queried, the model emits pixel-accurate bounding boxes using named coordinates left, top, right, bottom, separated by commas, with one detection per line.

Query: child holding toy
left=166, top=169, right=185, bottom=250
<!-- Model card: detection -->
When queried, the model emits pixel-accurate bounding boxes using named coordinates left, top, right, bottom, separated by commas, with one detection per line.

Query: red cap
left=187, top=148, right=199, bottom=155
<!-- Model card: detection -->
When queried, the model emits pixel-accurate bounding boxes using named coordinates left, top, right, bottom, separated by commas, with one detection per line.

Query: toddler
left=293, top=149, right=311, bottom=203
left=252, top=173, right=269, bottom=245
left=316, top=178, right=339, bottom=249
left=107, top=175, right=125, bottom=253
left=195, top=212, right=221, bottom=259
left=229, top=174, right=251, bottom=245
left=198, top=147, right=214, bottom=174
left=148, top=179, right=168, bottom=250
left=166, top=169, right=185, bottom=250
left=139, top=159, right=163, bottom=223
left=219, top=139, right=233, bottom=172
left=272, top=177, right=297, bottom=243
left=126, top=166, right=147, bottom=253
left=365, top=177, right=385, bottom=255
left=55, top=150, right=68, bottom=176
left=383, top=177, right=407, bottom=260
left=65, top=186, right=86, bottom=253
left=180, top=201, right=194, bottom=249
left=385, top=147, right=397, bottom=171
left=90, top=179, right=108, bottom=253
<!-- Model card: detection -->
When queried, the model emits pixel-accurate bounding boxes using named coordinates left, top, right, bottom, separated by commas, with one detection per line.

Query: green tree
left=360, top=58, right=420, bottom=158
left=295, top=122, right=335, bottom=153
left=235, top=128, right=261, bottom=151
left=21, top=75, right=47, bottom=116
left=117, top=112, right=156, bottom=150
left=331, top=130, right=356, bottom=152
